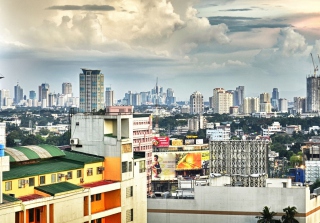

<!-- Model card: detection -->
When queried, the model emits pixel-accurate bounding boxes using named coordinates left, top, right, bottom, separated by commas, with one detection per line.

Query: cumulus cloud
left=46, top=5, right=115, bottom=11
left=277, top=27, right=307, bottom=56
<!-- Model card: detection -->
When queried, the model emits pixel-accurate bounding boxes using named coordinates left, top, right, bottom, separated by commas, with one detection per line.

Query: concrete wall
left=148, top=186, right=311, bottom=223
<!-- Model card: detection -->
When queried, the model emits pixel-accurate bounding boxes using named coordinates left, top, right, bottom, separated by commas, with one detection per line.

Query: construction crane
left=310, top=53, right=318, bottom=77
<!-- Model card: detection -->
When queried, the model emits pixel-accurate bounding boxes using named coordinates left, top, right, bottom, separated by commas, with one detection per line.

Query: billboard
left=184, top=139, right=195, bottom=145
left=153, top=136, right=170, bottom=147
left=195, top=139, right=203, bottom=145
left=171, top=139, right=183, bottom=146
left=152, top=151, right=209, bottom=180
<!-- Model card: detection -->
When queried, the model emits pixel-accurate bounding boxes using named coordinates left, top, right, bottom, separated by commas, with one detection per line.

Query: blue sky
left=1, top=0, right=320, bottom=101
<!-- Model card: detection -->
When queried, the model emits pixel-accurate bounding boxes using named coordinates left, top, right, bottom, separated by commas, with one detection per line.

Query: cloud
left=277, top=27, right=307, bottom=56
left=46, top=5, right=115, bottom=11
left=219, top=8, right=252, bottom=11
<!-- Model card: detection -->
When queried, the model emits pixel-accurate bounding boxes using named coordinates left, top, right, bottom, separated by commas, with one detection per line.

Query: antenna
left=310, top=53, right=318, bottom=77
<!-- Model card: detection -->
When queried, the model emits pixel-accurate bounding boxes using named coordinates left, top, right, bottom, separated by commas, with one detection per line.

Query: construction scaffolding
left=210, top=140, right=269, bottom=187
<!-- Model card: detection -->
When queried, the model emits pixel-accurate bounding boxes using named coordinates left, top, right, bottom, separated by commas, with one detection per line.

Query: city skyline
left=1, top=1, right=320, bottom=100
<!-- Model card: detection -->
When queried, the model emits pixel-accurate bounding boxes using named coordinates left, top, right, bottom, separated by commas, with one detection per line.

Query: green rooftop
left=2, top=194, right=20, bottom=203
left=35, top=182, right=83, bottom=196
left=3, top=159, right=83, bottom=181
left=63, top=150, right=104, bottom=164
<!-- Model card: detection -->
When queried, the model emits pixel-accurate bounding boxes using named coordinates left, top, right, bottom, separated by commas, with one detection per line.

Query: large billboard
left=152, top=151, right=209, bottom=180
left=153, top=136, right=170, bottom=147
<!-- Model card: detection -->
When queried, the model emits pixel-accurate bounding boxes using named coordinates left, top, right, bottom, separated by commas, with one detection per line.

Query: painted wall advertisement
left=152, top=151, right=209, bottom=180
left=153, top=136, right=170, bottom=147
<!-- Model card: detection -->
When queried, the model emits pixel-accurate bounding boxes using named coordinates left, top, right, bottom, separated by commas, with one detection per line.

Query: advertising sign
left=171, top=139, right=183, bottom=146
left=195, top=139, right=204, bottom=145
left=153, top=136, right=170, bottom=147
left=176, top=151, right=210, bottom=170
left=184, top=139, right=195, bottom=145
left=152, top=153, right=176, bottom=180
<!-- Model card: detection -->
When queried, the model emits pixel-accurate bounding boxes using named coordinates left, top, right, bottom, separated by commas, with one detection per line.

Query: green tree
left=281, top=206, right=299, bottom=223
left=22, top=134, right=45, bottom=145
left=256, top=206, right=280, bottom=223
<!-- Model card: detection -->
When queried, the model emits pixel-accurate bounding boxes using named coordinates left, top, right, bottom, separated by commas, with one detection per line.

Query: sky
left=1, top=0, right=320, bottom=102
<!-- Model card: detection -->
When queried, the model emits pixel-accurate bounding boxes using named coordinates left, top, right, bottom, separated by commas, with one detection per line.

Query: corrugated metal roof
left=19, top=194, right=44, bottom=202
left=2, top=194, right=20, bottom=203
left=82, top=180, right=115, bottom=188
left=5, top=144, right=65, bottom=163
left=63, top=150, right=104, bottom=164
left=3, top=160, right=83, bottom=180
left=35, top=182, right=83, bottom=196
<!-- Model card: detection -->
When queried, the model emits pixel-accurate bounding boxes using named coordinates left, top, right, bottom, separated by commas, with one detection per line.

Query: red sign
left=153, top=137, right=169, bottom=147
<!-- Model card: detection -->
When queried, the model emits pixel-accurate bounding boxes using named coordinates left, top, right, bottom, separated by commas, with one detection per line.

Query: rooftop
left=82, top=180, right=115, bottom=188
left=18, top=194, right=44, bottom=202
left=35, top=182, right=83, bottom=196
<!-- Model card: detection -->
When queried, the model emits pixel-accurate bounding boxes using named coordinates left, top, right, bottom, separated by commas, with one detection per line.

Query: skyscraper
left=105, top=87, right=114, bottom=106
left=243, top=97, right=260, bottom=114
left=271, top=88, right=279, bottom=110
left=166, top=88, right=176, bottom=105
left=39, top=83, right=50, bottom=106
left=259, top=93, right=271, bottom=113
left=306, top=75, right=320, bottom=112
left=234, top=86, right=244, bottom=106
left=0, top=89, right=10, bottom=108
left=190, top=91, right=204, bottom=114
left=79, top=68, right=104, bottom=112
left=213, top=88, right=233, bottom=114
left=14, top=83, right=23, bottom=104
left=62, top=82, right=72, bottom=95
left=294, top=97, right=306, bottom=114
left=29, top=91, right=36, bottom=100
left=278, top=98, right=288, bottom=113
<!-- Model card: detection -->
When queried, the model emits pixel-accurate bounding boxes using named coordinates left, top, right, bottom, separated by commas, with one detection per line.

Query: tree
left=256, top=206, right=280, bottom=223
left=281, top=206, right=299, bottom=223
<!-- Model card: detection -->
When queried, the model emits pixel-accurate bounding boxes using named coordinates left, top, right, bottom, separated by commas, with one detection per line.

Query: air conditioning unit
left=58, top=174, right=65, bottom=178
left=70, top=138, right=79, bottom=146
left=98, top=167, right=105, bottom=171
left=24, top=180, right=29, bottom=184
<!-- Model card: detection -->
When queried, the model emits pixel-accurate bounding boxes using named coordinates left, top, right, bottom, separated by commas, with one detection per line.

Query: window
left=29, top=177, right=35, bottom=186
left=51, top=174, right=56, bottom=183
left=67, top=171, right=73, bottom=179
left=96, top=218, right=102, bottom=223
left=96, top=193, right=101, bottom=201
left=29, top=208, right=34, bottom=222
left=122, top=162, right=128, bottom=173
left=87, top=168, right=93, bottom=176
left=40, top=176, right=45, bottom=185
left=91, top=195, right=95, bottom=202
left=18, top=179, right=24, bottom=188
left=139, top=161, right=146, bottom=173
left=96, top=167, right=104, bottom=174
left=5, top=181, right=12, bottom=191
left=129, top=162, right=132, bottom=172
left=126, top=209, right=133, bottom=222
left=77, top=169, right=82, bottom=178
left=126, top=186, right=133, bottom=198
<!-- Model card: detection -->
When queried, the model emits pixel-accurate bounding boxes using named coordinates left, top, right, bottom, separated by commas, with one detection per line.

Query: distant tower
left=271, top=88, right=279, bottom=110
left=243, top=97, right=260, bottom=114
left=278, top=98, right=288, bottom=113
left=190, top=91, right=204, bottom=114
left=105, top=87, right=114, bottom=106
left=213, top=88, right=233, bottom=114
left=79, top=68, right=104, bottom=113
left=14, top=83, right=23, bottom=104
left=306, top=76, right=320, bottom=112
left=166, top=88, right=176, bottom=105
left=39, top=83, right=50, bottom=106
left=259, top=92, right=271, bottom=113
left=62, top=83, right=72, bottom=95
left=29, top=91, right=36, bottom=100
left=234, top=86, right=244, bottom=106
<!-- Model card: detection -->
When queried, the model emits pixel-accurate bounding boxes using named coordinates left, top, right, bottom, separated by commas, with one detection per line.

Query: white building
left=243, top=97, right=260, bottom=114
left=190, top=91, right=204, bottom=114
left=279, top=98, right=288, bottom=113
left=262, top=121, right=282, bottom=136
left=213, top=88, right=233, bottom=114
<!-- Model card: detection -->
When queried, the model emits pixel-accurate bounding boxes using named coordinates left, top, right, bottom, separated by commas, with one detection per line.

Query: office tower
left=48, top=93, right=57, bottom=107
left=234, top=86, right=244, bottom=106
left=213, top=88, right=233, bottom=114
left=306, top=76, right=320, bottom=112
left=271, top=88, right=279, bottom=110
left=14, top=83, right=23, bottom=104
left=62, top=82, right=72, bottom=95
left=124, top=91, right=133, bottom=105
left=166, top=88, right=176, bottom=105
left=79, top=68, right=105, bottom=113
left=0, top=89, right=10, bottom=108
left=140, top=91, right=150, bottom=104
left=39, top=83, right=50, bottom=106
left=105, top=87, right=114, bottom=106
left=294, top=97, right=306, bottom=114
left=259, top=92, right=271, bottom=113
left=278, top=98, right=288, bottom=113
left=190, top=91, right=204, bottom=114
left=243, top=97, right=260, bottom=114
left=29, top=91, right=36, bottom=100
left=132, top=93, right=141, bottom=106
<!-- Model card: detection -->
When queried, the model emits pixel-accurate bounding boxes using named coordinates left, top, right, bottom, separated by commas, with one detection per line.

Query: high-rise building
left=234, top=86, right=244, bottom=106
left=212, top=88, right=233, bottom=114
left=243, top=97, right=260, bottom=114
left=190, top=91, right=204, bottom=114
left=62, top=82, right=72, bottom=95
left=259, top=93, right=271, bottom=113
left=294, top=97, right=306, bottom=114
left=39, top=83, right=50, bottom=106
left=0, top=89, right=10, bottom=108
left=166, top=88, right=176, bottom=105
left=306, top=75, right=320, bottom=112
left=14, top=83, right=23, bottom=104
left=132, top=93, right=141, bottom=106
left=271, top=88, right=279, bottom=110
left=79, top=68, right=105, bottom=113
left=29, top=90, right=36, bottom=100
left=105, top=87, right=114, bottom=106
left=278, top=98, right=288, bottom=113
